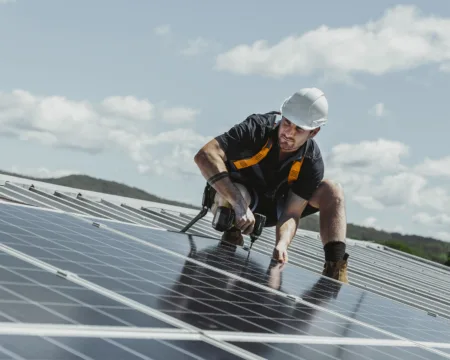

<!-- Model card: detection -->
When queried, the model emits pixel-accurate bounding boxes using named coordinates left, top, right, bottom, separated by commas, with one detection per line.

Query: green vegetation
left=0, top=171, right=200, bottom=210
left=299, top=215, right=450, bottom=265
left=1, top=170, right=449, bottom=266
left=445, top=252, right=450, bottom=266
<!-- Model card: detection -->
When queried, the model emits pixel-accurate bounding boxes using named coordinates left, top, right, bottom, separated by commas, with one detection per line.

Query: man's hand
left=273, top=191, right=308, bottom=264
left=234, top=204, right=255, bottom=235
left=273, top=242, right=289, bottom=263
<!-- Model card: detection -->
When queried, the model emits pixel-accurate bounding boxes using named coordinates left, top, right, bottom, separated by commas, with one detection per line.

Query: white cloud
left=352, top=195, right=384, bottom=210
left=392, top=225, right=404, bottom=233
left=435, top=232, right=450, bottom=242
left=326, top=139, right=410, bottom=209
left=181, top=37, right=210, bottom=56
left=0, top=90, right=206, bottom=177
left=349, top=173, right=427, bottom=210
left=371, top=172, right=427, bottom=208
left=362, top=216, right=377, bottom=227
left=154, top=24, right=171, bottom=36
left=101, top=96, right=154, bottom=121
left=413, top=212, right=450, bottom=226
left=0, top=0, right=15, bottom=4
left=325, top=139, right=409, bottom=174
left=325, top=138, right=450, bottom=216
left=360, top=217, right=405, bottom=233
left=180, top=37, right=223, bottom=57
left=9, top=166, right=79, bottom=179
left=439, top=63, right=450, bottom=72
left=368, top=103, right=387, bottom=117
left=414, top=156, right=450, bottom=177
left=417, top=186, right=450, bottom=213
left=215, top=5, right=450, bottom=80
left=161, top=107, right=200, bottom=124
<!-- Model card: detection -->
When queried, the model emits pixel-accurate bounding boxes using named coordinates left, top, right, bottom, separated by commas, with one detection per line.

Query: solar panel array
left=0, top=176, right=449, bottom=359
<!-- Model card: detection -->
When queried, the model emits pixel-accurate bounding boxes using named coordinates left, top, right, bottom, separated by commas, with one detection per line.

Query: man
left=193, top=88, right=349, bottom=283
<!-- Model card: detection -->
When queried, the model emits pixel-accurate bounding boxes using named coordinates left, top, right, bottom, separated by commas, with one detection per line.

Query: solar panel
left=0, top=252, right=179, bottom=328
left=0, top=335, right=246, bottom=360
left=0, top=202, right=449, bottom=359
left=228, top=341, right=450, bottom=360
left=82, top=219, right=450, bottom=342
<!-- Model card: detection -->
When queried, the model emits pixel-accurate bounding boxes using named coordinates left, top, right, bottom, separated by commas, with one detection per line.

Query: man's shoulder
left=215, top=111, right=279, bottom=154
left=217, top=111, right=279, bottom=142
left=242, top=111, right=279, bottom=130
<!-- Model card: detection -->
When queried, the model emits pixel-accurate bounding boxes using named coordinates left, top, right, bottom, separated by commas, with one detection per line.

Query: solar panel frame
left=87, top=221, right=450, bottom=341
left=228, top=341, right=450, bottom=360
left=0, top=186, right=52, bottom=209
left=0, top=214, right=395, bottom=340
left=85, top=219, right=450, bottom=323
left=0, top=331, right=261, bottom=360
left=0, top=200, right=450, bottom=360
left=0, top=204, right=288, bottom=359
left=0, top=255, right=182, bottom=328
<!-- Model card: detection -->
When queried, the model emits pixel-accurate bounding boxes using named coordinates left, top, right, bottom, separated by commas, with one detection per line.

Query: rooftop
left=0, top=174, right=449, bottom=359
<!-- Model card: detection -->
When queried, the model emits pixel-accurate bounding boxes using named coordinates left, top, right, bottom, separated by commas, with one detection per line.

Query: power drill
left=211, top=204, right=266, bottom=249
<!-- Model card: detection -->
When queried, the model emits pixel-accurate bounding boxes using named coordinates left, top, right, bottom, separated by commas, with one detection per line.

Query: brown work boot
left=221, top=228, right=244, bottom=246
left=322, top=253, right=349, bottom=284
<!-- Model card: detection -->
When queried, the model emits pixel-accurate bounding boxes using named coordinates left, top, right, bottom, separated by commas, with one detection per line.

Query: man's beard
left=280, top=136, right=295, bottom=150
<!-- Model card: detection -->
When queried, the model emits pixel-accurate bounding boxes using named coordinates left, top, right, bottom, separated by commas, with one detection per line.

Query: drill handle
left=212, top=206, right=266, bottom=240
left=253, top=213, right=266, bottom=237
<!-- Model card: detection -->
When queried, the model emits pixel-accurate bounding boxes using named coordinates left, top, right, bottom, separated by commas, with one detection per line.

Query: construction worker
left=194, top=88, right=349, bottom=283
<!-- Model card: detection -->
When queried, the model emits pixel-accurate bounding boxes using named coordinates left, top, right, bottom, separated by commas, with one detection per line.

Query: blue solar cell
left=230, top=342, right=450, bottom=360
left=0, top=249, right=176, bottom=329
left=93, top=219, right=450, bottom=343
left=0, top=203, right=392, bottom=340
left=0, top=202, right=449, bottom=360
left=0, top=335, right=239, bottom=360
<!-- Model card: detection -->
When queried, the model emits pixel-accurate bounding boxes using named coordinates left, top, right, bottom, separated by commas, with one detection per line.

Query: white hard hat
left=280, top=88, right=328, bottom=130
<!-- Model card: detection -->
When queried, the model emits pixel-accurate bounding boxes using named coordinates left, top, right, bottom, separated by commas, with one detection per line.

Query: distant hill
left=299, top=215, right=450, bottom=265
left=1, top=170, right=449, bottom=265
left=0, top=171, right=200, bottom=210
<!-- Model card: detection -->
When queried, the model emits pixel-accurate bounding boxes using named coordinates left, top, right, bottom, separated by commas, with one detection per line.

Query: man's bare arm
left=194, top=139, right=247, bottom=209
left=276, top=191, right=309, bottom=249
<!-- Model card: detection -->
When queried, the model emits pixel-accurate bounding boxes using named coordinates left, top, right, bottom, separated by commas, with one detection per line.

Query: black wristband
left=207, top=171, right=229, bottom=185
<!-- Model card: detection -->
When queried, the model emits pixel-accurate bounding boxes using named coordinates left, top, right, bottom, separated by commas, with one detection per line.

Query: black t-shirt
left=215, top=112, right=324, bottom=201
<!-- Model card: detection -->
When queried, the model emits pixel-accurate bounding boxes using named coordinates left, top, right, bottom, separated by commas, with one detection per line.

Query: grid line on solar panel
left=100, top=223, right=450, bottom=330
left=0, top=211, right=446, bottom=360
left=1, top=234, right=389, bottom=339
left=0, top=333, right=258, bottom=360
left=87, top=222, right=450, bottom=325
left=229, top=341, right=450, bottom=360
left=0, top=243, right=203, bottom=332
left=107, top=214, right=450, bottom=300
left=0, top=203, right=448, bottom=359
left=1, top=323, right=448, bottom=360
left=0, top=210, right=426, bottom=322
left=0, top=205, right=394, bottom=340
left=75, top=219, right=450, bottom=354
left=2, top=223, right=407, bottom=341
left=0, top=251, right=184, bottom=329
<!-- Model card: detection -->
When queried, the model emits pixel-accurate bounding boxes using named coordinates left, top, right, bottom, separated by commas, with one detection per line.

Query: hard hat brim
left=280, top=113, right=326, bottom=130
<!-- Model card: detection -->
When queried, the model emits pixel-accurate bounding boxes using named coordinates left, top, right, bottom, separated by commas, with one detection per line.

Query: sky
left=1, top=0, right=450, bottom=242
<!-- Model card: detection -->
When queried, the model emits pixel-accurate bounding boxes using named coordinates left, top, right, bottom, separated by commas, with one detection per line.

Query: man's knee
left=309, top=179, right=345, bottom=209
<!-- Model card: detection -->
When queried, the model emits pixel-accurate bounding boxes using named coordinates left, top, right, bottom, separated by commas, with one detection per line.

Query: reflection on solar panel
left=0, top=176, right=449, bottom=359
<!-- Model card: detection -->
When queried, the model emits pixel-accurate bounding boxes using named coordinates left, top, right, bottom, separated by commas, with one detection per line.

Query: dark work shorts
left=246, top=186, right=319, bottom=228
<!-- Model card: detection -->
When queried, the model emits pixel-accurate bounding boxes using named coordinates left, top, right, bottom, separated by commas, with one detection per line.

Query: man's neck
left=278, top=149, right=296, bottom=162
left=278, top=140, right=308, bottom=162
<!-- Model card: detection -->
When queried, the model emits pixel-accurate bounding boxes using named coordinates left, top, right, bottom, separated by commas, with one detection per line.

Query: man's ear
left=309, top=128, right=321, bottom=138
